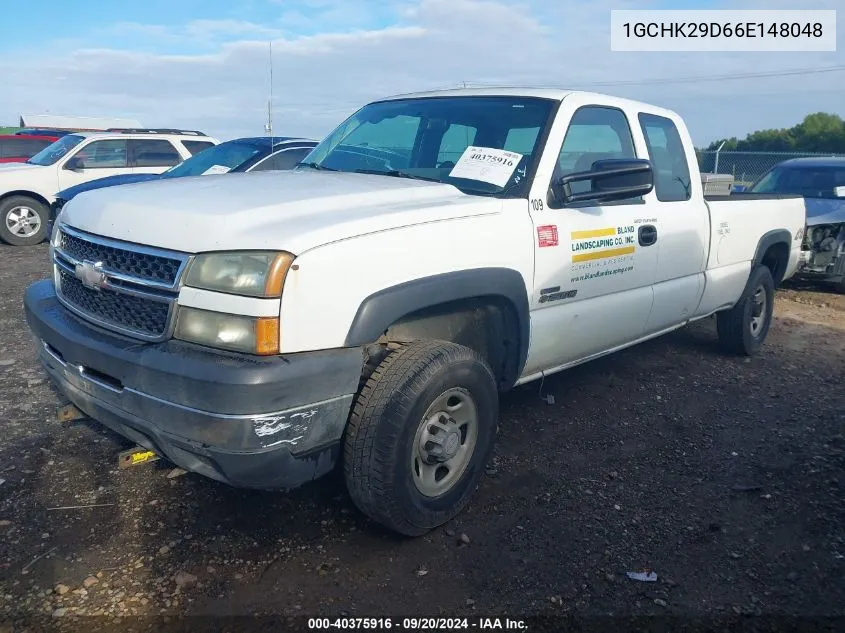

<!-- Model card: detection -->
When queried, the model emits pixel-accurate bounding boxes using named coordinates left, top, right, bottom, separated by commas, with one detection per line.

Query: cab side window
left=552, top=106, right=637, bottom=205
left=130, top=139, right=182, bottom=168
left=73, top=140, right=129, bottom=169
left=638, top=113, right=692, bottom=202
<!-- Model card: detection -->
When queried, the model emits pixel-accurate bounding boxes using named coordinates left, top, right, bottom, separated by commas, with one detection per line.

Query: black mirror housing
left=554, top=158, right=654, bottom=204
left=64, top=157, right=82, bottom=171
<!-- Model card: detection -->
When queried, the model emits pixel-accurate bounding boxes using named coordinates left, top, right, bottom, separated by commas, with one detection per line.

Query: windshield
left=162, top=141, right=264, bottom=178
left=300, top=96, right=557, bottom=197
left=27, top=134, right=85, bottom=166
left=751, top=164, right=845, bottom=199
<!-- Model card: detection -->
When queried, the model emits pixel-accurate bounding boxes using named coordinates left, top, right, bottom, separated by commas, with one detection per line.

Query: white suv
left=0, top=129, right=218, bottom=246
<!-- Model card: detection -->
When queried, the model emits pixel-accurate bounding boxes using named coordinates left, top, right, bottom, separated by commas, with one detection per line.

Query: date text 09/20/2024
left=307, top=617, right=528, bottom=630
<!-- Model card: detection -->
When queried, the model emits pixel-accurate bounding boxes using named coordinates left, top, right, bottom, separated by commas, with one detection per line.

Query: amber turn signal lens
left=255, top=317, right=280, bottom=355
left=264, top=253, right=295, bottom=297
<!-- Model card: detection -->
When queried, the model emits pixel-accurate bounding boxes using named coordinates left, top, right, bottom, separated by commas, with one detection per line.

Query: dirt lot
left=1, top=243, right=844, bottom=630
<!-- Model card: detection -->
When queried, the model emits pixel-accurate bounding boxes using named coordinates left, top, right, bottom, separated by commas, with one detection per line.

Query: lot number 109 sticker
left=449, top=146, right=523, bottom=188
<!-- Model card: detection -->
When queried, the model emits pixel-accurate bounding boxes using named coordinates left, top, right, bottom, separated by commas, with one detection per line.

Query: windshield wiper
left=297, top=161, right=338, bottom=171
left=354, top=168, right=441, bottom=183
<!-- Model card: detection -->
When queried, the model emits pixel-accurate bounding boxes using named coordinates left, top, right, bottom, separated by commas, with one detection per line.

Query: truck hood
left=805, top=197, right=845, bottom=226
left=59, top=170, right=502, bottom=254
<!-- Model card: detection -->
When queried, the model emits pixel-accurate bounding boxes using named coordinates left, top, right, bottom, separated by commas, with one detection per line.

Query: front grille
left=53, top=226, right=189, bottom=341
left=59, top=231, right=182, bottom=286
left=58, top=268, right=171, bottom=337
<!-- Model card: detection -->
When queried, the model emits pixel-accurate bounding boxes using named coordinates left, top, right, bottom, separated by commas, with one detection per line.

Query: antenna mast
left=265, top=41, right=273, bottom=136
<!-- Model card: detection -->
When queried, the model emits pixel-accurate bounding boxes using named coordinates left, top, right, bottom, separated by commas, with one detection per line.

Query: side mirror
left=64, top=157, right=83, bottom=171
left=553, top=158, right=654, bottom=205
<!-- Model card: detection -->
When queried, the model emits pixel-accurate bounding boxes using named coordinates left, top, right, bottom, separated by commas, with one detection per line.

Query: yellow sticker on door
left=570, top=226, right=636, bottom=262
left=568, top=226, right=637, bottom=283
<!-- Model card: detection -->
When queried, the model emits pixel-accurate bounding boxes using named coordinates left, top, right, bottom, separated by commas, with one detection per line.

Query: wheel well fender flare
left=344, top=268, right=531, bottom=384
left=750, top=228, right=792, bottom=287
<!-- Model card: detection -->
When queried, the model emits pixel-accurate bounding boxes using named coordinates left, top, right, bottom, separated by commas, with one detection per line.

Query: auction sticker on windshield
left=449, top=146, right=523, bottom=187
left=202, top=165, right=231, bottom=175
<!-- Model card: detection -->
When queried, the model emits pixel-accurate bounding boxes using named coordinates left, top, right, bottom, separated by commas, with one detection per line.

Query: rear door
left=522, top=97, right=660, bottom=375
left=637, top=112, right=709, bottom=335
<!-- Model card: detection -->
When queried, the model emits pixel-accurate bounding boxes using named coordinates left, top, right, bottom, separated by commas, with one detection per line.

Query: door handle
left=638, top=224, right=657, bottom=246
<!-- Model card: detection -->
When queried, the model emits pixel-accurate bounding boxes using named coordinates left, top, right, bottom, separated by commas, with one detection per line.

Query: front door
left=58, top=139, right=131, bottom=190
left=522, top=99, right=660, bottom=376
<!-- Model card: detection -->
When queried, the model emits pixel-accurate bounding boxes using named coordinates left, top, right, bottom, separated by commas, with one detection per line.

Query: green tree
left=705, top=113, right=845, bottom=153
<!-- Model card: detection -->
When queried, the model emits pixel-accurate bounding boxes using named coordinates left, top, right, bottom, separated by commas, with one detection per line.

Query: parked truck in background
left=24, top=88, right=806, bottom=536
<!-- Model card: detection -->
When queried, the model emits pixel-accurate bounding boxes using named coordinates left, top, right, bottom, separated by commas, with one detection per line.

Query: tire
left=344, top=339, right=499, bottom=536
left=716, top=265, right=775, bottom=356
left=0, top=196, right=50, bottom=246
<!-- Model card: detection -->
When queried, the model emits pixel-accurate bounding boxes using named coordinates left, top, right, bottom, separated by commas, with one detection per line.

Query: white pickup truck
left=24, top=88, right=806, bottom=536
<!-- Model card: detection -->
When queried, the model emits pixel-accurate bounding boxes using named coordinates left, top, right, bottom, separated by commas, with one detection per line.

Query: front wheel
left=343, top=340, right=499, bottom=536
left=716, top=265, right=775, bottom=356
left=0, top=196, right=50, bottom=246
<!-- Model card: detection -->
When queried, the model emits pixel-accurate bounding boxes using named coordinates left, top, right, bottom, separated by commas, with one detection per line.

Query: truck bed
left=704, top=194, right=806, bottom=282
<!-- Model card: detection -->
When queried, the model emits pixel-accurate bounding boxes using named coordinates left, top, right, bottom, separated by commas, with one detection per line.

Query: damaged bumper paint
left=23, top=279, right=363, bottom=489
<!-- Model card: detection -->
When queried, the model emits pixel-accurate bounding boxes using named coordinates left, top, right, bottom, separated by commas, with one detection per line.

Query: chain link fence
left=696, top=150, right=845, bottom=190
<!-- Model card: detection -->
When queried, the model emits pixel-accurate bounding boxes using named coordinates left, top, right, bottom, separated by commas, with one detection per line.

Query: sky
left=1, top=0, right=842, bottom=146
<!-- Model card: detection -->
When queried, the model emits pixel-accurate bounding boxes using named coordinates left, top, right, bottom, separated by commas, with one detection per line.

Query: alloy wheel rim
left=6, top=206, right=41, bottom=238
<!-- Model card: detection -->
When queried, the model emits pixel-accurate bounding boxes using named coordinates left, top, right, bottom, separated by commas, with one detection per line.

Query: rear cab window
left=638, top=113, right=692, bottom=202
left=437, top=124, right=477, bottom=166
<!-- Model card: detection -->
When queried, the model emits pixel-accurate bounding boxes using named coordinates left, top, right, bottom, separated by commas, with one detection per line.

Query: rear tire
left=0, top=196, right=49, bottom=246
left=344, top=339, right=498, bottom=536
left=716, top=265, right=775, bottom=356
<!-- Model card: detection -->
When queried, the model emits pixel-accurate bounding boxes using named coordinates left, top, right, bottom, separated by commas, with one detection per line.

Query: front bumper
left=24, top=279, right=364, bottom=489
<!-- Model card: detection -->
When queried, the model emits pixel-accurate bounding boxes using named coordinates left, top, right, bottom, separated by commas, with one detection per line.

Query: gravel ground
left=1, top=243, right=844, bottom=629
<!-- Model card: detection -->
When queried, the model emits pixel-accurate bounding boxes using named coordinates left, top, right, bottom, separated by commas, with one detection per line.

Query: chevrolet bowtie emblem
left=74, top=260, right=107, bottom=291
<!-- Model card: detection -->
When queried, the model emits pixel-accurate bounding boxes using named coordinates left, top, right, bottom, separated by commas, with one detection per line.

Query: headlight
left=174, top=306, right=279, bottom=355
left=49, top=205, right=64, bottom=259
left=184, top=251, right=294, bottom=297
